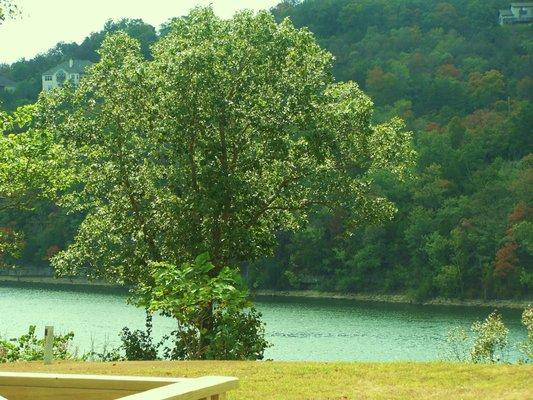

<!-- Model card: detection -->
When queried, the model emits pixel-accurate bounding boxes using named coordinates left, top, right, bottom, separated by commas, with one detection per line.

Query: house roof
left=511, top=2, right=533, bottom=7
left=0, top=75, right=16, bottom=87
left=499, top=9, right=514, bottom=16
left=42, top=59, right=93, bottom=76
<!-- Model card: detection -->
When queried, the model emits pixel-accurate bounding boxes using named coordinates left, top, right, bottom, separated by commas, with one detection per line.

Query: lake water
left=0, top=283, right=527, bottom=361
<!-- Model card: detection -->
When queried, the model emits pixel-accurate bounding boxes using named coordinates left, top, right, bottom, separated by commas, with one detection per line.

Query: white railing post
left=43, top=326, right=54, bottom=365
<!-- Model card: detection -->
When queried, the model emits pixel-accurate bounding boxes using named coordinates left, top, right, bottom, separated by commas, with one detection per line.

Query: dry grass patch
left=0, top=361, right=531, bottom=399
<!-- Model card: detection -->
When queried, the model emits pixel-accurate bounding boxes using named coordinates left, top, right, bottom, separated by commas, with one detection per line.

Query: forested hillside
left=1, top=0, right=531, bottom=300
left=252, top=0, right=532, bottom=300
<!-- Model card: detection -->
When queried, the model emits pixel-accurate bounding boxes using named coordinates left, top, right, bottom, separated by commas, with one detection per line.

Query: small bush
left=82, top=341, right=123, bottom=362
left=136, top=253, right=270, bottom=360
left=470, top=311, right=509, bottom=363
left=163, top=306, right=268, bottom=361
left=519, top=306, right=532, bottom=362
left=444, top=310, right=510, bottom=363
left=0, top=325, right=74, bottom=363
left=120, top=312, right=163, bottom=361
left=443, top=326, right=470, bottom=362
left=82, top=313, right=165, bottom=361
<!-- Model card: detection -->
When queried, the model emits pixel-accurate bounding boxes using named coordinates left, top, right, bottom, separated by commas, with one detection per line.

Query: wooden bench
left=0, top=372, right=238, bottom=400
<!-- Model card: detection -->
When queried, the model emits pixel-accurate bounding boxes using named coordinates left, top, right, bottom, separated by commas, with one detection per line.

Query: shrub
left=444, top=310, right=510, bottom=363
left=119, top=312, right=163, bottom=361
left=82, top=312, right=164, bottom=362
left=470, top=311, right=509, bottom=363
left=82, top=340, right=123, bottom=362
left=443, top=326, right=470, bottom=362
left=519, top=306, right=533, bottom=362
left=0, top=325, right=74, bottom=363
left=163, top=306, right=268, bottom=361
left=136, top=253, right=270, bottom=360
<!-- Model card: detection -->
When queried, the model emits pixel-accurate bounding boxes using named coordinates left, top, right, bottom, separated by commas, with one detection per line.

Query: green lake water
left=0, top=284, right=527, bottom=361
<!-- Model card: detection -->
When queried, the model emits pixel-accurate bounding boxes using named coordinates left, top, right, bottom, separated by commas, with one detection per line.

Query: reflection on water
left=0, top=284, right=526, bottom=361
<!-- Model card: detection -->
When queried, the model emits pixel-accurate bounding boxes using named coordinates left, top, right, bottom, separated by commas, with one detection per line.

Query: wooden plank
left=116, top=376, right=239, bottom=400
left=0, top=372, right=238, bottom=400
left=0, top=385, right=138, bottom=400
left=0, top=372, right=185, bottom=392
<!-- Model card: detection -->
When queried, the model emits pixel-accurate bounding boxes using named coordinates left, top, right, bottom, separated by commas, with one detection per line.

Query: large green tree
left=38, top=7, right=414, bottom=286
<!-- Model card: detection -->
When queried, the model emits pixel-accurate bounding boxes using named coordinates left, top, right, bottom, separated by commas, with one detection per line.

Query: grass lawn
left=0, top=360, right=531, bottom=399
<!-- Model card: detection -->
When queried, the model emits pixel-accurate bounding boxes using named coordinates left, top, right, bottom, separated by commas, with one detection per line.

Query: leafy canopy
left=0, top=0, right=18, bottom=25
left=0, top=106, right=69, bottom=211
left=0, top=106, right=71, bottom=264
left=37, top=7, right=414, bottom=285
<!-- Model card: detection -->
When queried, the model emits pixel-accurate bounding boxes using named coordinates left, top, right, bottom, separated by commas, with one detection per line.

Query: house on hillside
left=499, top=2, right=533, bottom=25
left=0, top=75, right=16, bottom=93
left=41, top=59, right=93, bottom=91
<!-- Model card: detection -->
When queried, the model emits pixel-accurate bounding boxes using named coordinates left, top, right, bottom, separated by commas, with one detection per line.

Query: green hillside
left=247, top=0, right=533, bottom=300
left=1, top=0, right=531, bottom=301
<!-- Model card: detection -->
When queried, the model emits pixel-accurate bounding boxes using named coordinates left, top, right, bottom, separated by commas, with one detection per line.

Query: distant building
left=41, top=59, right=93, bottom=91
left=0, top=75, right=16, bottom=93
left=499, top=2, right=533, bottom=25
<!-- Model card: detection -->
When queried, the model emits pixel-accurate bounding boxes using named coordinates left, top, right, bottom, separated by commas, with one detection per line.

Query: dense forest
left=0, top=0, right=531, bottom=300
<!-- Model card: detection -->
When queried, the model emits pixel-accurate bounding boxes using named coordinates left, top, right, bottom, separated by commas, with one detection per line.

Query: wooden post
left=43, top=326, right=54, bottom=365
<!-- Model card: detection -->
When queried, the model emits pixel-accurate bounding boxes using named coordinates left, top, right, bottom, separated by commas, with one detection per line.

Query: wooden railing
left=0, top=372, right=238, bottom=400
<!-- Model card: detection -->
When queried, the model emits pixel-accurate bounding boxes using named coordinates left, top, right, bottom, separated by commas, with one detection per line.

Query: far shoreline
left=0, top=275, right=126, bottom=291
left=252, top=289, right=531, bottom=310
left=0, top=275, right=530, bottom=309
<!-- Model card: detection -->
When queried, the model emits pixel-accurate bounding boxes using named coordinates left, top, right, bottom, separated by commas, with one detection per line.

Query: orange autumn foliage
left=438, top=63, right=461, bottom=78
left=494, top=242, right=519, bottom=277
left=426, top=122, right=443, bottom=132
left=508, top=201, right=530, bottom=224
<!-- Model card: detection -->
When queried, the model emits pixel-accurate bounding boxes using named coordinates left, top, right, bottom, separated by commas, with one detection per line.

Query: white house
left=41, top=59, right=93, bottom=91
left=499, top=2, right=533, bottom=25
left=0, top=75, right=16, bottom=93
